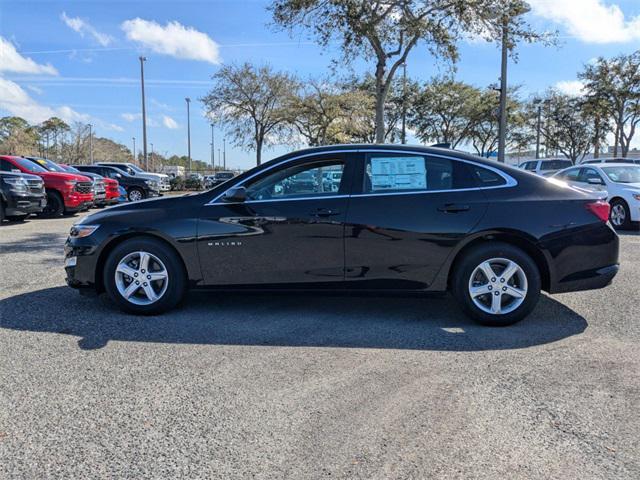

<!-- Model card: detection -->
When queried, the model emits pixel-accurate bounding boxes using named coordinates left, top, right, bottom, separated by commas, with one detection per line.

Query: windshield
left=13, top=157, right=47, bottom=173
left=30, top=158, right=67, bottom=173
left=602, top=166, right=640, bottom=184
left=129, top=164, right=145, bottom=173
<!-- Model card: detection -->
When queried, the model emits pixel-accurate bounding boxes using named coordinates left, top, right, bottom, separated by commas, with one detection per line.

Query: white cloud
left=528, top=0, right=640, bottom=43
left=121, top=112, right=141, bottom=122
left=555, top=80, right=586, bottom=96
left=0, top=77, right=88, bottom=123
left=121, top=18, right=220, bottom=64
left=0, top=37, right=58, bottom=75
left=61, top=12, right=113, bottom=47
left=26, top=85, right=44, bottom=95
left=162, top=115, right=179, bottom=129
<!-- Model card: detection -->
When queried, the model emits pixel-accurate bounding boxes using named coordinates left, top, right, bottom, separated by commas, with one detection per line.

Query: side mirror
left=115, top=173, right=122, bottom=179
left=222, top=186, right=247, bottom=203
left=587, top=177, right=603, bottom=185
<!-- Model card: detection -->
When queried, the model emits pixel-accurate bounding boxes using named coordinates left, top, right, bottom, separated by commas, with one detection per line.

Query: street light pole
left=150, top=142, right=154, bottom=171
left=132, top=137, right=136, bottom=162
left=185, top=97, right=192, bottom=172
left=139, top=56, right=148, bottom=170
left=210, top=123, right=215, bottom=171
left=88, top=123, right=93, bottom=163
left=497, top=14, right=509, bottom=164
left=223, top=137, right=226, bottom=170
left=535, top=104, right=542, bottom=159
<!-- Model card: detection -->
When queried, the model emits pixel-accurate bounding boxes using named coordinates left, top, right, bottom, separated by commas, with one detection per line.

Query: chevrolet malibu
left=65, top=145, right=619, bottom=326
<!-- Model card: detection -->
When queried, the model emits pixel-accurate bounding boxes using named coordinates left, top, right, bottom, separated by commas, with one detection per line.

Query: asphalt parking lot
left=1, top=213, right=639, bottom=479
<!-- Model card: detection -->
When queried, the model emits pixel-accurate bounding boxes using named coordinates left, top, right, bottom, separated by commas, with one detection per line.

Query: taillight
left=586, top=200, right=610, bottom=222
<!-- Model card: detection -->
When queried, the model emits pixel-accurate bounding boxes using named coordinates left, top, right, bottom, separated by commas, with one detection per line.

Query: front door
left=197, top=153, right=354, bottom=287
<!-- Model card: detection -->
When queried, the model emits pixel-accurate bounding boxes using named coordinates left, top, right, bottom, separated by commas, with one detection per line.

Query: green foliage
left=201, top=63, right=298, bottom=166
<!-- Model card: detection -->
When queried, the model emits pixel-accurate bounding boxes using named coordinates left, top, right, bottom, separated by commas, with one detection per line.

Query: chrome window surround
left=205, top=148, right=518, bottom=206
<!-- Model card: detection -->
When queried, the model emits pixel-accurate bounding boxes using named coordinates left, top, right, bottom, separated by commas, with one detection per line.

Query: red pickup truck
left=0, top=155, right=94, bottom=216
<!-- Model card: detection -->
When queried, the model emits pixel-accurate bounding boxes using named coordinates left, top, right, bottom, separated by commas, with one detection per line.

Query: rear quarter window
left=468, top=164, right=507, bottom=187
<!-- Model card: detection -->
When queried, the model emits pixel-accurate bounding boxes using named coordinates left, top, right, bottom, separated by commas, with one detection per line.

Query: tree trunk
left=256, top=137, right=262, bottom=166
left=613, top=123, right=619, bottom=157
left=374, top=60, right=386, bottom=144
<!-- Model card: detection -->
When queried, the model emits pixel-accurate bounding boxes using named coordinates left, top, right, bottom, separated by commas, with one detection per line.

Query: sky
left=1, top=0, right=639, bottom=170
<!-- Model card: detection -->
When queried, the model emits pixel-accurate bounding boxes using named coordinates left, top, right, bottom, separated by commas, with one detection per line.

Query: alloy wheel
left=128, top=189, right=143, bottom=202
left=115, top=251, right=169, bottom=305
left=468, top=258, right=528, bottom=315
left=610, top=204, right=626, bottom=227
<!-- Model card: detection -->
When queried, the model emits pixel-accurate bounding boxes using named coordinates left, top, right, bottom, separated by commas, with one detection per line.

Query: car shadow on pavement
left=0, top=286, right=588, bottom=351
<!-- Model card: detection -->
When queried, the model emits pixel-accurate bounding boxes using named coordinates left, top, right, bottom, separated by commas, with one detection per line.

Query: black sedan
left=65, top=145, right=619, bottom=326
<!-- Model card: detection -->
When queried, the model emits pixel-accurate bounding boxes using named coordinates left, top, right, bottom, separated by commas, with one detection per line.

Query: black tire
left=103, top=237, right=187, bottom=315
left=0, top=200, right=5, bottom=223
left=452, top=242, right=541, bottom=326
left=6, top=214, right=28, bottom=222
left=609, top=198, right=631, bottom=230
left=40, top=190, right=64, bottom=217
left=127, top=187, right=146, bottom=202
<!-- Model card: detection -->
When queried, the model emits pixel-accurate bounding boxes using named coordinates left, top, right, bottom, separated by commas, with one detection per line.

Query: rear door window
left=363, top=154, right=476, bottom=193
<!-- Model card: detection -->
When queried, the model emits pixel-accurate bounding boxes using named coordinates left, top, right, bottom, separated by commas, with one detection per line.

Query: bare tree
left=201, top=63, right=298, bottom=166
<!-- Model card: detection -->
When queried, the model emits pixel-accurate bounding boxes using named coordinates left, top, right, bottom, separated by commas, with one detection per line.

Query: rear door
left=344, top=151, right=490, bottom=290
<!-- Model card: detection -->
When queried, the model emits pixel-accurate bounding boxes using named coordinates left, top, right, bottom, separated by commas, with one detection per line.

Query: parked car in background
left=23, top=157, right=106, bottom=210
left=582, top=158, right=640, bottom=165
left=518, top=158, right=573, bottom=177
left=0, top=155, right=94, bottom=217
left=97, top=162, right=171, bottom=192
left=553, top=163, right=640, bottom=229
left=65, top=144, right=619, bottom=327
left=212, top=171, right=235, bottom=187
left=0, top=171, right=46, bottom=222
left=59, top=164, right=120, bottom=207
left=117, top=185, right=128, bottom=203
left=73, top=165, right=160, bottom=202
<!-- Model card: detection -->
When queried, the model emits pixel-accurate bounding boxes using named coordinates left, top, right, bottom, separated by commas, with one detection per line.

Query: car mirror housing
left=222, top=186, right=247, bottom=203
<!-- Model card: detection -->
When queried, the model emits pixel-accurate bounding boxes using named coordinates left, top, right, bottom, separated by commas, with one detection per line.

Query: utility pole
left=497, top=14, right=509, bottom=163
left=132, top=137, right=136, bottom=162
left=535, top=103, right=542, bottom=159
left=89, top=123, right=93, bottom=163
left=401, top=62, right=407, bottom=145
left=150, top=142, right=154, bottom=171
left=185, top=97, right=191, bottom=172
left=210, top=123, right=215, bottom=170
left=223, top=137, right=226, bottom=170
left=139, top=56, right=148, bottom=170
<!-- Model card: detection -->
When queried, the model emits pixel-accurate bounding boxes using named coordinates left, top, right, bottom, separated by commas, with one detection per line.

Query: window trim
left=206, top=148, right=517, bottom=206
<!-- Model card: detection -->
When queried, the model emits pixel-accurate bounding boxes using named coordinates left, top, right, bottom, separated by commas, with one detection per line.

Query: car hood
left=78, top=193, right=195, bottom=224
left=39, top=171, right=92, bottom=182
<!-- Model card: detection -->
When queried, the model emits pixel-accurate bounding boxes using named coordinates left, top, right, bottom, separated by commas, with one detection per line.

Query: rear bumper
left=550, top=264, right=619, bottom=293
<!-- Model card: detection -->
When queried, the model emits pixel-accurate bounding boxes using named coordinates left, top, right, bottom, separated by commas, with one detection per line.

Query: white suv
left=519, top=159, right=574, bottom=177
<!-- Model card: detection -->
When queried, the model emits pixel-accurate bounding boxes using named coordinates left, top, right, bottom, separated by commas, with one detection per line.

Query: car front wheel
left=452, top=243, right=541, bottom=326
left=127, top=187, right=145, bottom=202
left=609, top=199, right=631, bottom=230
left=103, top=238, right=187, bottom=315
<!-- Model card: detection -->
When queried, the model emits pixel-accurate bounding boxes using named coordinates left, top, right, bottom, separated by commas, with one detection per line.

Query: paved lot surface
left=1, top=213, right=639, bottom=479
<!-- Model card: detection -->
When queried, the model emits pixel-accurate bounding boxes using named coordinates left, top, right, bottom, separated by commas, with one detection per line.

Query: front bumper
left=4, top=193, right=47, bottom=215
left=64, top=191, right=94, bottom=209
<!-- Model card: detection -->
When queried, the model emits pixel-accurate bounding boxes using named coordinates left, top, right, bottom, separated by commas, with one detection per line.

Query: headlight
left=64, top=180, right=77, bottom=188
left=69, top=224, right=100, bottom=238
left=633, top=194, right=640, bottom=201
left=3, top=177, right=27, bottom=193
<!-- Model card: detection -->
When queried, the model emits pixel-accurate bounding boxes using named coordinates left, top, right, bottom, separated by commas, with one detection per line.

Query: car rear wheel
left=40, top=191, right=64, bottom=217
left=452, top=243, right=541, bottom=326
left=0, top=200, right=5, bottom=223
left=609, top=199, right=631, bottom=230
left=103, top=238, right=187, bottom=315
left=127, top=187, right=145, bottom=202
